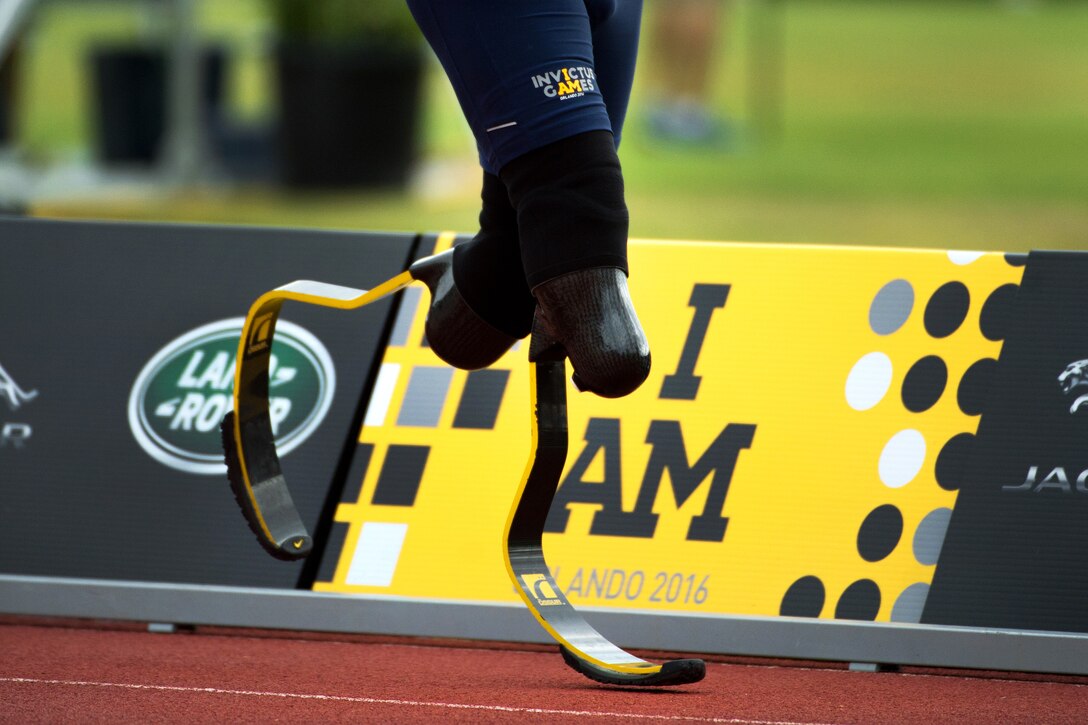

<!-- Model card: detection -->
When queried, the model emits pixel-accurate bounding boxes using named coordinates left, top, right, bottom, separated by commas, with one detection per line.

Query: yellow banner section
left=315, top=240, right=1022, bottom=623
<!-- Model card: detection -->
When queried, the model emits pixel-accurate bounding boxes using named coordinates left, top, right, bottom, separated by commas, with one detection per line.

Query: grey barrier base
left=3, top=574, right=1088, bottom=677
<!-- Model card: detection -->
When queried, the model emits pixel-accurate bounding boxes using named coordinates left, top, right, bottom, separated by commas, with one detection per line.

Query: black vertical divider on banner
left=0, top=218, right=415, bottom=590
left=923, top=250, right=1088, bottom=633
left=295, top=232, right=426, bottom=590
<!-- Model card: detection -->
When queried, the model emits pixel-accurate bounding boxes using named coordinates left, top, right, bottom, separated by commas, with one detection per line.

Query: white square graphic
left=345, top=522, right=409, bottom=587
left=363, top=363, right=400, bottom=428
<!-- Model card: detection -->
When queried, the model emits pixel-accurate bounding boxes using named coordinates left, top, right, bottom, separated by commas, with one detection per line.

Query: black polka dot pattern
left=935, top=432, right=974, bottom=491
left=835, top=579, right=882, bottom=621
left=924, top=282, right=971, bottom=338
left=857, top=504, right=904, bottom=562
left=957, top=358, right=997, bottom=416
left=901, top=356, right=948, bottom=413
left=779, top=576, right=825, bottom=618
left=813, top=259, right=1025, bottom=628
left=979, top=283, right=1018, bottom=342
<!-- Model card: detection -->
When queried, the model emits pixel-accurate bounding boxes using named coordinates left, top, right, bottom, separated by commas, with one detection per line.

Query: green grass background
left=16, top=0, right=1088, bottom=251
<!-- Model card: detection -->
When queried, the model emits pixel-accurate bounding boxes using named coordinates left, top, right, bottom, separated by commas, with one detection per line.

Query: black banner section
left=0, top=218, right=415, bottom=588
left=923, top=251, right=1088, bottom=633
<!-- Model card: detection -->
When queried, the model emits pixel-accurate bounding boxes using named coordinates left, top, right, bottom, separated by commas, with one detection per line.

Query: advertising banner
left=10, top=219, right=1087, bottom=640
left=0, top=218, right=415, bottom=588
left=315, top=237, right=1027, bottom=627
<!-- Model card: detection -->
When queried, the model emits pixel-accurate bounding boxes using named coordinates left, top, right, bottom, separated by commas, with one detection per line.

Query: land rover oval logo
left=128, top=318, right=336, bottom=475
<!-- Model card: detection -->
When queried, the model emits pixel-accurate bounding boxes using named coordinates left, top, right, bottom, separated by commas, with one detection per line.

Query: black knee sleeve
left=501, top=131, right=647, bottom=397
left=452, top=172, right=536, bottom=339
left=500, top=130, right=629, bottom=289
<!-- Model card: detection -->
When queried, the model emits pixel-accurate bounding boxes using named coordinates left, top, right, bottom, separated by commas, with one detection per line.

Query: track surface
left=3, top=617, right=1087, bottom=724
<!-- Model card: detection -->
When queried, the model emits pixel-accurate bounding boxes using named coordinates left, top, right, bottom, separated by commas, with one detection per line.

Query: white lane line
left=1, top=676, right=833, bottom=725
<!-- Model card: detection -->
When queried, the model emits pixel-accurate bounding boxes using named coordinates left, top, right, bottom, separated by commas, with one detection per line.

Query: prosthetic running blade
left=504, top=346, right=706, bottom=687
left=222, top=273, right=413, bottom=560
left=222, top=246, right=704, bottom=685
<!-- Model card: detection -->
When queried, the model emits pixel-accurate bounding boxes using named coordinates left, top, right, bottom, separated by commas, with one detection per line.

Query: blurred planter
left=0, top=43, right=21, bottom=144
left=266, top=0, right=425, bottom=189
left=274, top=43, right=423, bottom=189
left=90, top=45, right=224, bottom=166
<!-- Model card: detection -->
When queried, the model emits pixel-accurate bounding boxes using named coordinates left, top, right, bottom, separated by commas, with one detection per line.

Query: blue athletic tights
left=405, top=0, right=645, bottom=351
left=405, top=0, right=643, bottom=174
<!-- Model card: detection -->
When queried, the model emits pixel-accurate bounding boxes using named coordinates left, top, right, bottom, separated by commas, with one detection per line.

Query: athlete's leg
left=406, top=0, right=617, bottom=174
left=588, top=0, right=644, bottom=147
left=408, top=0, right=603, bottom=368
left=407, top=0, right=650, bottom=395
left=501, top=1, right=649, bottom=397
left=502, top=128, right=649, bottom=398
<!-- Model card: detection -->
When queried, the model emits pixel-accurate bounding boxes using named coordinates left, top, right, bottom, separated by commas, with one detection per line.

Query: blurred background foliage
left=9, top=0, right=1088, bottom=250
left=263, top=0, right=421, bottom=48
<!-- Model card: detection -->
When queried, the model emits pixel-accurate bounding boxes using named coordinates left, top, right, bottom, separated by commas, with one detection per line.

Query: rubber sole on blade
left=560, top=647, right=706, bottom=687
left=220, top=411, right=309, bottom=562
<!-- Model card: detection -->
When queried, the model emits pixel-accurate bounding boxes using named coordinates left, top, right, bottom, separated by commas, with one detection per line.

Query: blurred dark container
left=91, top=46, right=224, bottom=165
left=0, top=44, right=21, bottom=144
left=274, top=44, right=423, bottom=189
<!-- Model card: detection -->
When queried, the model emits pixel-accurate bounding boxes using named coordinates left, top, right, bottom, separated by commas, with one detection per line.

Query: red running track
left=3, top=616, right=1087, bottom=724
